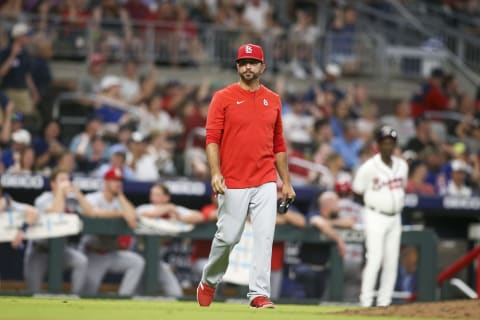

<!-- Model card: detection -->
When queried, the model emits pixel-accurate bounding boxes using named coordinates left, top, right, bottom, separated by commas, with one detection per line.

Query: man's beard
left=239, top=71, right=259, bottom=82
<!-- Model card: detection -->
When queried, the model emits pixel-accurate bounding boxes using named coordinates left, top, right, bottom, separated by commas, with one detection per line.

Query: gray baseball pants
left=83, top=250, right=145, bottom=296
left=201, top=182, right=277, bottom=300
left=24, top=242, right=88, bottom=294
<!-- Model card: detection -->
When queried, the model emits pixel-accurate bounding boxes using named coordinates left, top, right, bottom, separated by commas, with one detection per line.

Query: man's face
left=378, top=138, right=396, bottom=156
left=106, top=179, right=123, bottom=195
left=52, top=172, right=70, bottom=191
left=236, top=59, right=264, bottom=82
left=150, top=186, right=169, bottom=205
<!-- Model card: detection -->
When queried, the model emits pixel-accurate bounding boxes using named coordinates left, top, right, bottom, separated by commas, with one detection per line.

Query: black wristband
left=19, top=222, right=29, bottom=232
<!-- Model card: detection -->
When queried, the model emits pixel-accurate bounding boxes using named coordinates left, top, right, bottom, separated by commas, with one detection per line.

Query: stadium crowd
left=0, top=0, right=479, bottom=301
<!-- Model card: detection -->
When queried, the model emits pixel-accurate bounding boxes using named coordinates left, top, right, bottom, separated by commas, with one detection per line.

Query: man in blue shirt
left=0, top=23, right=39, bottom=117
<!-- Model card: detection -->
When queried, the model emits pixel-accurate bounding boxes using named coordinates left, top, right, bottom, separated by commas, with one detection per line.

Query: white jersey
left=352, top=154, right=408, bottom=214
left=81, top=191, right=124, bottom=252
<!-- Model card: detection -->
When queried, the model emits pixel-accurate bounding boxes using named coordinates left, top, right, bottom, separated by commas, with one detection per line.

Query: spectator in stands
left=126, top=131, right=159, bottom=181
left=33, top=119, right=65, bottom=171
left=55, top=151, right=77, bottom=175
left=137, top=183, right=204, bottom=297
left=0, top=185, right=39, bottom=249
left=94, top=149, right=136, bottom=180
left=331, top=121, right=363, bottom=171
left=0, top=22, right=40, bottom=124
left=404, top=116, right=438, bottom=155
left=95, top=75, right=132, bottom=133
left=81, top=166, right=144, bottom=296
left=123, top=0, right=153, bottom=21
left=242, top=0, right=271, bottom=35
left=91, top=0, right=136, bottom=61
left=287, top=8, right=323, bottom=80
left=69, top=117, right=103, bottom=164
left=76, top=134, right=109, bottom=174
left=0, top=0, right=22, bottom=18
left=137, top=93, right=172, bottom=137
left=317, top=152, right=351, bottom=190
left=327, top=5, right=358, bottom=73
left=411, top=68, right=448, bottom=118
left=0, top=128, right=32, bottom=173
left=282, top=95, right=315, bottom=150
left=148, top=130, right=177, bottom=177
left=77, top=53, right=107, bottom=95
left=356, top=103, right=378, bottom=143
left=311, top=119, right=334, bottom=165
left=446, top=159, right=472, bottom=196
left=25, top=169, right=92, bottom=294
left=380, top=99, right=415, bottom=148
left=296, top=191, right=352, bottom=299
left=119, top=58, right=141, bottom=103
left=405, top=161, right=436, bottom=195
left=329, top=98, right=352, bottom=137
left=422, top=146, right=448, bottom=195
left=107, top=123, right=132, bottom=157
left=7, top=146, right=36, bottom=174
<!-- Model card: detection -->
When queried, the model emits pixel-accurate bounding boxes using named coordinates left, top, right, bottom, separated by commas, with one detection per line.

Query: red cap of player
left=236, top=44, right=264, bottom=63
left=104, top=167, right=123, bottom=181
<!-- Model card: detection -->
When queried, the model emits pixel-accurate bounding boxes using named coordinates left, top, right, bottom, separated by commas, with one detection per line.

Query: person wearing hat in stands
left=196, top=43, right=295, bottom=309
left=0, top=128, right=31, bottom=173
left=0, top=22, right=40, bottom=118
left=77, top=53, right=107, bottom=95
left=126, top=131, right=159, bottom=181
left=80, top=166, right=144, bottom=296
left=446, top=159, right=472, bottom=197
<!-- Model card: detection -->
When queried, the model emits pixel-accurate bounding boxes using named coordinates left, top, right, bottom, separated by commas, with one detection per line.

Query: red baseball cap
left=236, top=44, right=264, bottom=63
left=104, top=167, right=123, bottom=181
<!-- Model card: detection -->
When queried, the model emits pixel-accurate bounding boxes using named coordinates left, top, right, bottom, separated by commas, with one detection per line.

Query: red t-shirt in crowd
left=206, top=83, right=287, bottom=188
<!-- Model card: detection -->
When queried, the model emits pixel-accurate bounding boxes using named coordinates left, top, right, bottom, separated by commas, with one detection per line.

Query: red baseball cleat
left=249, top=296, right=275, bottom=309
left=197, top=281, right=215, bottom=307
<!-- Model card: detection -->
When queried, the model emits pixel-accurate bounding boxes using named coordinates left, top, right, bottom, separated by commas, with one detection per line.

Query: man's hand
left=11, top=230, right=24, bottom=249
left=211, top=172, right=226, bottom=195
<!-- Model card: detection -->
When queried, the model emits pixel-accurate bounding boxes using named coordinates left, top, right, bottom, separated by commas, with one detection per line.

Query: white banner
left=0, top=212, right=83, bottom=242
left=222, top=222, right=253, bottom=286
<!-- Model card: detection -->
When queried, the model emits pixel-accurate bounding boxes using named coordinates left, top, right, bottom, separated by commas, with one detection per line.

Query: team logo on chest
left=263, top=98, right=268, bottom=106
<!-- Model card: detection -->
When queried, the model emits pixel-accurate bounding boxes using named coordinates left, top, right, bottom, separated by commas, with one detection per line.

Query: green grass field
left=0, top=297, right=439, bottom=320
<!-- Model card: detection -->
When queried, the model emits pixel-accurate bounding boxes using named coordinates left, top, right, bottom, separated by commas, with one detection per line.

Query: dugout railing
left=43, top=218, right=438, bottom=303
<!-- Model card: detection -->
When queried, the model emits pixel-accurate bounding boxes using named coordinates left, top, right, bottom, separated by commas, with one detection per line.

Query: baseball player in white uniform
left=352, top=125, right=408, bottom=307
left=80, top=167, right=145, bottom=296
left=25, top=168, right=91, bottom=294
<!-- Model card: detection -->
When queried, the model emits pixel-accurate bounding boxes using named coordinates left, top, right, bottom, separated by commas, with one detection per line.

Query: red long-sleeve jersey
left=206, top=83, right=286, bottom=188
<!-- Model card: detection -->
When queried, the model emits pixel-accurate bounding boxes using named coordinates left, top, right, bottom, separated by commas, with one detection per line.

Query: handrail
left=355, top=1, right=480, bottom=92
left=52, top=92, right=142, bottom=120
left=437, top=245, right=480, bottom=298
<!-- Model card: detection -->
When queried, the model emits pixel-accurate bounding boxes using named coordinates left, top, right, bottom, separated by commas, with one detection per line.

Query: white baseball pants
left=360, top=208, right=402, bottom=307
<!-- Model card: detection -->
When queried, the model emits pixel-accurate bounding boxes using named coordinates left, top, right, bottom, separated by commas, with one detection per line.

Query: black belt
left=367, top=206, right=397, bottom=216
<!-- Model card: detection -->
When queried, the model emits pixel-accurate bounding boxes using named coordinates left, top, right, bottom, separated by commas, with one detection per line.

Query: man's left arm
left=117, top=193, right=137, bottom=229
left=275, top=152, right=295, bottom=201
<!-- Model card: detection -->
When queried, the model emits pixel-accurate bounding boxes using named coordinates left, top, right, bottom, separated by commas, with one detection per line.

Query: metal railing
left=355, top=1, right=480, bottom=93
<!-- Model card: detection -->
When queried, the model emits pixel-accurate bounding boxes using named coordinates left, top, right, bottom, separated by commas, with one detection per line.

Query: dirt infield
left=334, top=300, right=479, bottom=320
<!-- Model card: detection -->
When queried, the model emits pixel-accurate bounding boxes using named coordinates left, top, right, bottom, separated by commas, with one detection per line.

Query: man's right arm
left=206, top=142, right=225, bottom=194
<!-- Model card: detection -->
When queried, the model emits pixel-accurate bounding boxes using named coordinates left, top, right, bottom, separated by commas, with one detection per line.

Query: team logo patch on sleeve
left=263, top=99, right=268, bottom=106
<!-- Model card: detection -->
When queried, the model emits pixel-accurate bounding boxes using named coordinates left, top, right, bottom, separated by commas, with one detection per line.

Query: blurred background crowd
left=0, top=0, right=479, bottom=301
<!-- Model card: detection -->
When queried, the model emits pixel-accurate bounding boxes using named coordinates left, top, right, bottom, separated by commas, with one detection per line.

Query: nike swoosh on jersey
left=236, top=100, right=245, bottom=104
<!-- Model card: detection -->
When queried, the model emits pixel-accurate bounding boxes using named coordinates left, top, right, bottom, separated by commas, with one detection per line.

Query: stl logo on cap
left=236, top=43, right=264, bottom=63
